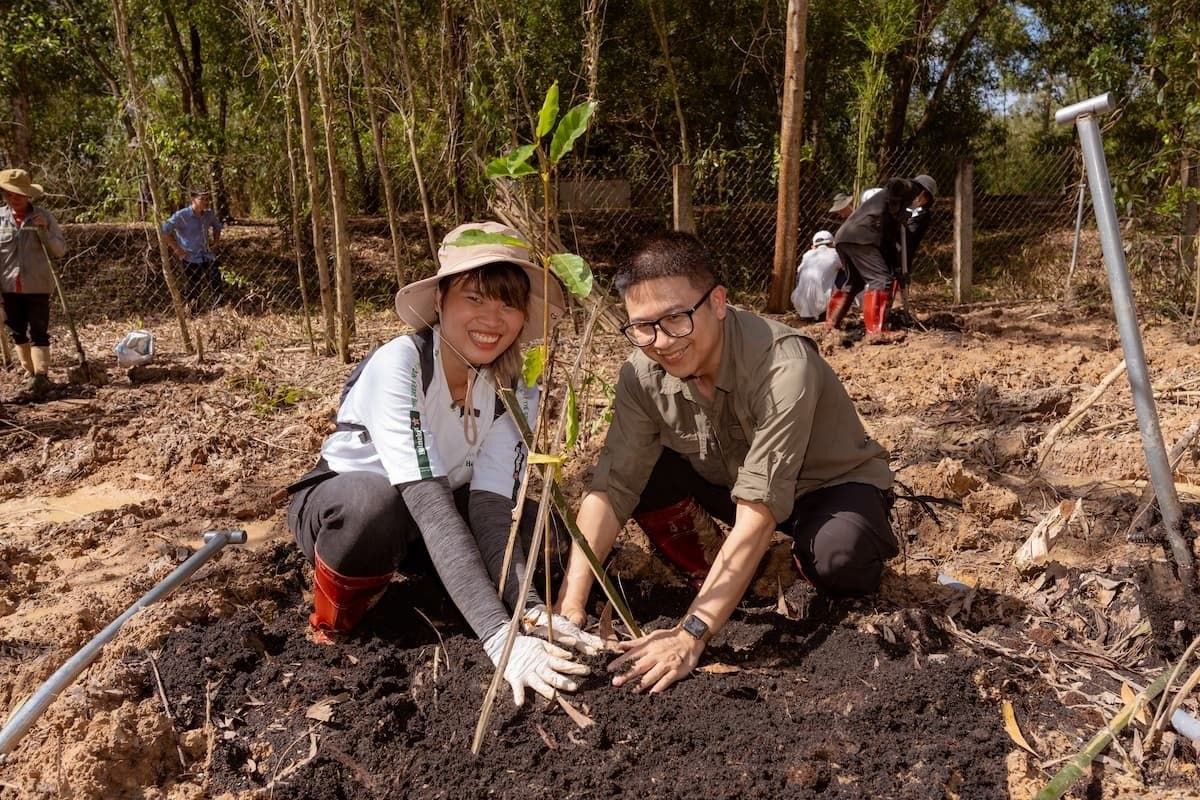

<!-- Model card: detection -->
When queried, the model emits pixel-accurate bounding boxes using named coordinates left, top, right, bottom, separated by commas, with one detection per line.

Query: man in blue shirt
left=161, top=189, right=224, bottom=308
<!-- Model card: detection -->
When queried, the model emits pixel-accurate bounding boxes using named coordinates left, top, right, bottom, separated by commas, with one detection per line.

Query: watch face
left=682, top=614, right=708, bottom=640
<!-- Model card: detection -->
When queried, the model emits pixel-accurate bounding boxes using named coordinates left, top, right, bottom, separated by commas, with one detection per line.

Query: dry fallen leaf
left=698, top=662, right=740, bottom=674
left=305, top=692, right=350, bottom=722
left=1002, top=700, right=1039, bottom=757
left=598, top=601, right=615, bottom=644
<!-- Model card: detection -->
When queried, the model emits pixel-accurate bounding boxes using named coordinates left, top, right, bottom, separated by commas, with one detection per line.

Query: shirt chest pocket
left=0, top=228, right=15, bottom=246
left=664, top=429, right=702, bottom=455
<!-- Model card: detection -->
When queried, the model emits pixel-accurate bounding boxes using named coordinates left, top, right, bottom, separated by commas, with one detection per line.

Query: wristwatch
left=680, top=613, right=710, bottom=643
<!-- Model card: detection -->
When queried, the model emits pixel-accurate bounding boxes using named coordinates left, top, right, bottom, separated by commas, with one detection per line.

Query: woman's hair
left=437, top=261, right=531, bottom=387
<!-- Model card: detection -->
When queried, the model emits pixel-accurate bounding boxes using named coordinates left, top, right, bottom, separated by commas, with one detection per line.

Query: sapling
left=461, top=81, right=640, bottom=754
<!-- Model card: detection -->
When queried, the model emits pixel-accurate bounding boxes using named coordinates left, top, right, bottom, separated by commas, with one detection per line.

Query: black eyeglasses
left=620, top=284, right=717, bottom=347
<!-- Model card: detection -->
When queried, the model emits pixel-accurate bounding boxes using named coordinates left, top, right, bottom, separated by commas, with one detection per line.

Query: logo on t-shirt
left=410, top=411, right=432, bottom=479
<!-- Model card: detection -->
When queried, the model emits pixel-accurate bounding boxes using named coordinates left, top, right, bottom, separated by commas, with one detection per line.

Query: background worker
left=284, top=222, right=598, bottom=706
left=554, top=231, right=897, bottom=694
left=0, top=168, right=68, bottom=394
left=888, top=184, right=937, bottom=313
left=790, top=230, right=840, bottom=321
left=827, top=174, right=936, bottom=343
left=161, top=188, right=224, bottom=309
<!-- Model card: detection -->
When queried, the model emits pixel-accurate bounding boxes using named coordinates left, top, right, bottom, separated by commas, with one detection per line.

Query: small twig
left=1037, top=360, right=1127, bottom=469
left=412, top=607, right=451, bottom=671
left=146, top=651, right=188, bottom=769
left=265, top=729, right=318, bottom=796
left=1146, top=634, right=1200, bottom=749
left=203, top=679, right=221, bottom=777
left=1124, top=420, right=1200, bottom=540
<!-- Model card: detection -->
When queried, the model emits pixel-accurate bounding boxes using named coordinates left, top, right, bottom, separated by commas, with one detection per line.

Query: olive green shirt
left=591, top=306, right=893, bottom=525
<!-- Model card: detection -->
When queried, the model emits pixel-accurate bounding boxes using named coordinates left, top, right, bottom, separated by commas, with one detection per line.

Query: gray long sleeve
left=468, top=490, right=542, bottom=612
left=397, top=478, right=509, bottom=640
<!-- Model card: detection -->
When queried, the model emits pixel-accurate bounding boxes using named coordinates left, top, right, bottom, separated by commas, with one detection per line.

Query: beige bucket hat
left=0, top=169, right=44, bottom=201
left=394, top=221, right=566, bottom=342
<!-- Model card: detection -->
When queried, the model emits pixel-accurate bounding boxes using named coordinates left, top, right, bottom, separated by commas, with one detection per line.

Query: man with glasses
left=555, top=231, right=898, bottom=694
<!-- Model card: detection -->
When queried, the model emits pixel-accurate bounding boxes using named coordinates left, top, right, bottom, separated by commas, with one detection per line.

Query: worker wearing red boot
left=827, top=174, right=936, bottom=343
left=555, top=231, right=897, bottom=694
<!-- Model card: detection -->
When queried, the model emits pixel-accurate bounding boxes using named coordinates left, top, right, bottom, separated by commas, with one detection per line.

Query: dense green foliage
left=0, top=0, right=1195, bottom=243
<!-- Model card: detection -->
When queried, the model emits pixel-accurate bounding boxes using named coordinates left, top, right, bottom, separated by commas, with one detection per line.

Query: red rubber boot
left=309, top=555, right=393, bottom=641
left=634, top=497, right=725, bottom=589
left=824, top=289, right=853, bottom=331
left=863, top=289, right=906, bottom=344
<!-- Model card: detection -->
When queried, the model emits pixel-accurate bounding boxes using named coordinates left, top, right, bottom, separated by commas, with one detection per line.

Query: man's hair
left=614, top=231, right=721, bottom=298
left=190, top=188, right=211, bottom=199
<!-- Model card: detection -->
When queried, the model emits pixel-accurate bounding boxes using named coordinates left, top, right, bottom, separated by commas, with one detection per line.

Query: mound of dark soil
left=153, top=545, right=1016, bottom=799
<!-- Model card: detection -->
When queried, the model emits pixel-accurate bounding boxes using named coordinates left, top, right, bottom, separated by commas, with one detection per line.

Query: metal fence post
left=953, top=157, right=973, bottom=304
left=1056, top=92, right=1193, bottom=587
left=673, top=163, right=696, bottom=234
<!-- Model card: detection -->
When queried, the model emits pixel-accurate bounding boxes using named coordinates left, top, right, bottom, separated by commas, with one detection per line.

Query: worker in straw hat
left=280, top=221, right=599, bottom=706
left=0, top=168, right=67, bottom=395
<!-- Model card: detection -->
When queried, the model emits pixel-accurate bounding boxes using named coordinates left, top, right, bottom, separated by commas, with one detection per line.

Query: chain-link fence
left=35, top=145, right=1098, bottom=356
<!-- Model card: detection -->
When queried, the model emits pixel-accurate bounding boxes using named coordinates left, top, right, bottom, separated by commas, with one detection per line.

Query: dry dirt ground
left=1, top=296, right=1199, bottom=799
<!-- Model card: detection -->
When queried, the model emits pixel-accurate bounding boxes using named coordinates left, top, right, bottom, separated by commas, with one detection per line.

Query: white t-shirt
left=322, top=327, right=536, bottom=500
left=790, top=245, right=842, bottom=318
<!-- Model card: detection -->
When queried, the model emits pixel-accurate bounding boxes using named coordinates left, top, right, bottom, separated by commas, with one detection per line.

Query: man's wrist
left=679, top=613, right=713, bottom=644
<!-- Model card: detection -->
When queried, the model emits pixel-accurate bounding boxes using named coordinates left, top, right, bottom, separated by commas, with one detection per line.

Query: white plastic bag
left=114, top=329, right=155, bottom=367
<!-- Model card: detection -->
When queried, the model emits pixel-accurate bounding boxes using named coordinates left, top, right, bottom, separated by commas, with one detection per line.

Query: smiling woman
left=277, top=221, right=599, bottom=710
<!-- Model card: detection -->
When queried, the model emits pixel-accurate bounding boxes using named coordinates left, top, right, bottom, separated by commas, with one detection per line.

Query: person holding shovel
left=283, top=221, right=600, bottom=706
left=554, top=231, right=897, bottom=694
left=161, top=188, right=224, bottom=309
left=0, top=168, right=68, bottom=395
left=827, top=174, right=936, bottom=343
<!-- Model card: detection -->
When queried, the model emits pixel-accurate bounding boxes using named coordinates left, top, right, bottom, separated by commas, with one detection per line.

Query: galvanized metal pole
left=1065, top=179, right=1087, bottom=304
left=0, top=530, right=248, bottom=758
left=1056, top=94, right=1192, bottom=585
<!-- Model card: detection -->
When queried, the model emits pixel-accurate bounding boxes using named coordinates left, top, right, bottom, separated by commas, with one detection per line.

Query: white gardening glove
left=482, top=628, right=590, bottom=707
left=521, top=605, right=604, bottom=656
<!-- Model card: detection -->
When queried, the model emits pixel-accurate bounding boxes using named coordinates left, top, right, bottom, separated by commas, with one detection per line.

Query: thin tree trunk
left=352, top=0, right=408, bottom=286
left=440, top=0, right=466, bottom=220
left=305, top=0, right=355, bottom=362
left=111, top=0, right=194, bottom=353
left=341, top=78, right=376, bottom=214
left=768, top=0, right=809, bottom=313
left=903, top=0, right=995, bottom=148
left=394, top=5, right=439, bottom=261
left=278, top=0, right=336, bottom=354
left=646, top=0, right=690, bottom=162
left=10, top=89, right=32, bottom=169
left=282, top=84, right=317, bottom=353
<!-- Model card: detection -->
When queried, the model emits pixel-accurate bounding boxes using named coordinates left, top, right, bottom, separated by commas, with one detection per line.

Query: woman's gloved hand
left=482, top=627, right=590, bottom=707
left=521, top=605, right=605, bottom=656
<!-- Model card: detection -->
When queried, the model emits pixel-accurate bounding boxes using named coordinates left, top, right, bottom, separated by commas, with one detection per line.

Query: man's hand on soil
left=608, top=627, right=703, bottom=694
left=483, top=629, right=590, bottom=707
left=522, top=605, right=605, bottom=655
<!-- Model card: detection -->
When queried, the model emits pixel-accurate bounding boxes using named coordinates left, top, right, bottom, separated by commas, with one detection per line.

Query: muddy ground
left=2, top=291, right=1200, bottom=799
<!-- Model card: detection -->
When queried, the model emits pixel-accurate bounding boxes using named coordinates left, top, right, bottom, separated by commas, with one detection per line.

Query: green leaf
left=565, top=381, right=579, bottom=450
left=485, top=144, right=538, bottom=179
left=536, top=82, right=560, bottom=140
left=445, top=229, right=530, bottom=249
left=548, top=101, right=597, bottom=165
left=522, top=346, right=546, bottom=387
left=548, top=253, right=593, bottom=298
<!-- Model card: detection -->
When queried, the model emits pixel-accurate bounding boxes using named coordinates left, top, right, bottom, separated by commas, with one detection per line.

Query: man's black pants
left=633, top=450, right=899, bottom=594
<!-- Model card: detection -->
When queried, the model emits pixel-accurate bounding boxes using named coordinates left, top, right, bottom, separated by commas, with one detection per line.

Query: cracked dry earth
left=1, top=299, right=1199, bottom=799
